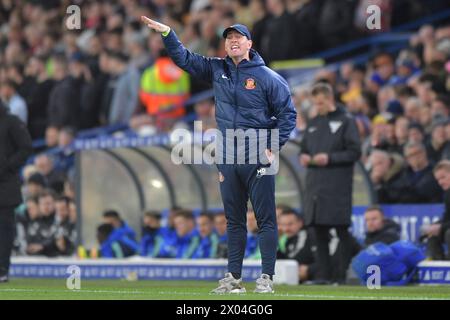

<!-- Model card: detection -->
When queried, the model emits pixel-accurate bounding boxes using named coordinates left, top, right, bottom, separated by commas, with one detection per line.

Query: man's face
left=434, top=169, right=450, bottom=191
left=143, top=216, right=160, bottom=229
left=312, top=93, right=333, bottom=115
left=214, top=214, right=227, bottom=236
left=365, top=210, right=384, bottom=233
left=405, top=146, right=427, bottom=171
left=224, top=30, right=252, bottom=60
left=55, top=201, right=69, bottom=220
left=197, top=216, right=213, bottom=238
left=279, top=214, right=303, bottom=238
left=174, top=216, right=193, bottom=237
left=39, top=196, right=55, bottom=216
left=370, top=152, right=390, bottom=182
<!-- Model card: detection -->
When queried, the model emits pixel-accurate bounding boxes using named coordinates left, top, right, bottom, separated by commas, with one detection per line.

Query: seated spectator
left=159, top=210, right=199, bottom=259
left=97, top=224, right=136, bottom=258
left=424, top=160, right=450, bottom=260
left=53, top=126, right=76, bottom=172
left=245, top=209, right=260, bottom=259
left=0, top=79, right=27, bottom=123
left=34, top=154, right=66, bottom=194
left=368, top=149, right=405, bottom=203
left=14, top=197, right=40, bottom=255
left=53, top=196, right=76, bottom=256
left=45, top=126, right=60, bottom=149
left=102, top=210, right=138, bottom=248
left=26, top=191, right=57, bottom=256
left=140, top=210, right=170, bottom=257
left=364, top=205, right=401, bottom=247
left=426, top=118, right=449, bottom=164
left=277, top=208, right=315, bottom=283
left=23, top=173, right=47, bottom=199
left=213, top=211, right=228, bottom=259
left=407, top=122, right=425, bottom=144
left=192, top=97, right=216, bottom=132
left=399, top=142, right=442, bottom=203
left=192, top=212, right=219, bottom=259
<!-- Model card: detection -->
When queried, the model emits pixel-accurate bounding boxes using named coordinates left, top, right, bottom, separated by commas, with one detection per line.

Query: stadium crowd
left=1, top=0, right=450, bottom=283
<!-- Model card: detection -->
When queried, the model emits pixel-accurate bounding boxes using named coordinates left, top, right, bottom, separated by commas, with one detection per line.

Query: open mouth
left=231, top=45, right=239, bottom=51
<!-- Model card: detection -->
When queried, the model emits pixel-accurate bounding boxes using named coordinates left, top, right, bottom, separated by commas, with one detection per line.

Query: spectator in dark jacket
left=277, top=208, right=315, bottom=283
left=424, top=160, right=450, bottom=260
left=426, top=119, right=449, bottom=164
left=47, top=55, right=81, bottom=129
left=368, top=149, right=405, bottom=203
left=317, top=0, right=356, bottom=49
left=214, top=211, right=228, bottom=259
left=0, top=102, right=32, bottom=281
left=398, top=142, right=442, bottom=203
left=23, top=55, right=55, bottom=139
left=258, top=0, right=296, bottom=64
left=291, top=0, right=322, bottom=57
left=26, top=191, right=58, bottom=257
left=364, top=206, right=401, bottom=247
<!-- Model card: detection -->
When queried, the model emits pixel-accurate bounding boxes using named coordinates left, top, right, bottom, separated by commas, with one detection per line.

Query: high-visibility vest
left=139, top=57, right=190, bottom=119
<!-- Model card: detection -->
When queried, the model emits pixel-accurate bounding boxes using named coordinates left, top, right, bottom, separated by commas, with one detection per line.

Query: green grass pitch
left=0, top=279, right=449, bottom=300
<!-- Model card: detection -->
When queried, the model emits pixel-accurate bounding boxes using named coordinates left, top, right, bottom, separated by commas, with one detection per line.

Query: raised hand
left=140, top=16, right=170, bottom=34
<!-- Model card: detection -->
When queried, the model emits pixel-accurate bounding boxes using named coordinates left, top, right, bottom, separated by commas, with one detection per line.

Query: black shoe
left=0, top=275, right=9, bottom=283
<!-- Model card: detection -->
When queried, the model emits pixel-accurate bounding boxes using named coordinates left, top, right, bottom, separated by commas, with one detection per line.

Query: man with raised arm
left=141, top=16, right=296, bottom=293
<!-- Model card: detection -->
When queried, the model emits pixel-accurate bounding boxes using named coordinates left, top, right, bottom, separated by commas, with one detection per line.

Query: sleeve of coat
left=328, top=115, right=361, bottom=165
left=269, top=75, right=297, bottom=150
left=162, top=29, right=215, bottom=82
left=6, top=116, right=33, bottom=173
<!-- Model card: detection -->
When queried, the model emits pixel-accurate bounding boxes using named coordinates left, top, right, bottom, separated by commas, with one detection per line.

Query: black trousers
left=313, top=225, right=353, bottom=283
left=0, top=206, right=16, bottom=276
left=427, top=227, right=450, bottom=260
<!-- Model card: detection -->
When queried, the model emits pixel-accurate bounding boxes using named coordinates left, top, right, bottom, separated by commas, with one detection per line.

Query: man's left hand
left=313, top=153, right=329, bottom=166
left=265, top=149, right=275, bottom=164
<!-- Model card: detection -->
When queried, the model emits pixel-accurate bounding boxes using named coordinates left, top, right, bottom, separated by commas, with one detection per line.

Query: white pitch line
left=0, top=288, right=448, bottom=300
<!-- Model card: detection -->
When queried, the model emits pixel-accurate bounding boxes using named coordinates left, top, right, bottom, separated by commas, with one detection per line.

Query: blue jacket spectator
left=97, top=224, right=136, bottom=258
left=102, top=210, right=139, bottom=256
left=140, top=210, right=171, bottom=257
left=192, top=212, right=219, bottom=258
left=158, top=210, right=200, bottom=258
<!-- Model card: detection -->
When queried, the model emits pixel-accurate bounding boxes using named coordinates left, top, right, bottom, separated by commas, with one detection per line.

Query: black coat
left=379, top=165, right=442, bottom=204
left=47, top=76, right=81, bottom=128
left=300, top=105, right=361, bottom=226
left=0, top=105, right=33, bottom=208
left=364, top=219, right=401, bottom=247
